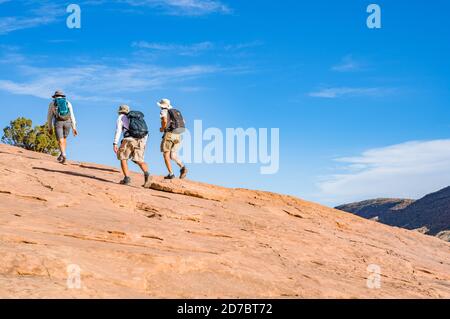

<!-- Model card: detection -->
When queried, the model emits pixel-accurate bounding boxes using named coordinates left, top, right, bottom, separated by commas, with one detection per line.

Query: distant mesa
left=337, top=187, right=450, bottom=242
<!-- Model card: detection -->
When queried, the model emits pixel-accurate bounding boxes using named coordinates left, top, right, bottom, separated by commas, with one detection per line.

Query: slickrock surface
left=0, top=144, right=449, bottom=298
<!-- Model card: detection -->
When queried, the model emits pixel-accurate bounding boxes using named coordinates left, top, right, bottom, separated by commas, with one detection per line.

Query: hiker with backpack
left=158, top=99, right=188, bottom=180
left=47, top=90, right=78, bottom=164
left=113, top=105, right=151, bottom=187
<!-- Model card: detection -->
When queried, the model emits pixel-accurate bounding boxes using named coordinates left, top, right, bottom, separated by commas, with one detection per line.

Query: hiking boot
left=164, top=174, right=176, bottom=180
left=119, top=176, right=131, bottom=185
left=57, top=154, right=63, bottom=163
left=143, top=172, right=152, bottom=188
left=60, top=155, right=67, bottom=165
left=180, top=166, right=188, bottom=179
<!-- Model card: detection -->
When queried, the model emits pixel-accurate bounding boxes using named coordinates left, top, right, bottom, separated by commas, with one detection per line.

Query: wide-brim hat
left=118, top=104, right=130, bottom=114
left=52, top=90, right=66, bottom=98
left=157, top=98, right=172, bottom=109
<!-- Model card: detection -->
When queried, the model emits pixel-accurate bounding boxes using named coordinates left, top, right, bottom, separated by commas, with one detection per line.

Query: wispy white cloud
left=132, top=40, right=262, bottom=57
left=309, top=87, right=391, bottom=99
left=123, top=0, right=230, bottom=15
left=223, top=41, right=263, bottom=51
left=0, top=2, right=64, bottom=35
left=0, top=15, right=57, bottom=35
left=178, top=86, right=207, bottom=92
left=316, top=140, right=450, bottom=206
left=0, top=0, right=229, bottom=36
left=84, top=0, right=230, bottom=16
left=0, top=62, right=227, bottom=101
left=331, top=55, right=364, bottom=72
left=0, top=45, right=26, bottom=64
left=132, top=41, right=214, bottom=56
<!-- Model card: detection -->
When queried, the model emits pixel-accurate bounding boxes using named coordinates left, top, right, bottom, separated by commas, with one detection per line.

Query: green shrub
left=2, top=117, right=59, bottom=156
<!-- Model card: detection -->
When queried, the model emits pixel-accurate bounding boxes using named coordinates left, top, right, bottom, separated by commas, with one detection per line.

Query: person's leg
left=119, top=160, right=131, bottom=185
left=161, top=134, right=174, bottom=177
left=170, top=135, right=188, bottom=179
left=120, top=160, right=130, bottom=177
left=61, top=138, right=67, bottom=155
left=61, top=122, right=71, bottom=156
left=170, top=151, right=184, bottom=168
left=57, top=122, right=72, bottom=163
left=117, top=139, right=132, bottom=184
left=172, top=151, right=188, bottom=179
left=58, top=138, right=66, bottom=155
left=58, top=138, right=68, bottom=164
left=55, top=121, right=65, bottom=161
left=135, top=161, right=151, bottom=187
left=132, top=138, right=151, bottom=186
left=163, top=152, right=173, bottom=175
left=135, top=162, right=149, bottom=173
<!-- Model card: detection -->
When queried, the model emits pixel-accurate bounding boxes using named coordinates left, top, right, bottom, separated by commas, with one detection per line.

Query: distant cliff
left=337, top=188, right=450, bottom=241
left=336, top=198, right=415, bottom=220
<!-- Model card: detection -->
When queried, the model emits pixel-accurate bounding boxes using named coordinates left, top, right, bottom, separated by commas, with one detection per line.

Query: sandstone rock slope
left=0, top=144, right=449, bottom=298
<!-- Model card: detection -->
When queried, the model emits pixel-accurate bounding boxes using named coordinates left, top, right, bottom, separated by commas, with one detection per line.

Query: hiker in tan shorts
left=113, top=105, right=151, bottom=187
left=158, top=99, right=188, bottom=180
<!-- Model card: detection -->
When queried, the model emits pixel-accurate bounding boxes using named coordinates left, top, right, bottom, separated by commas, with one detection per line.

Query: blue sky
left=1, top=0, right=450, bottom=206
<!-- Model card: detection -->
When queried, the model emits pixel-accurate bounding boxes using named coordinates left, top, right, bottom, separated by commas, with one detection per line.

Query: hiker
left=113, top=105, right=151, bottom=187
left=158, top=99, right=188, bottom=180
left=47, top=90, right=78, bottom=164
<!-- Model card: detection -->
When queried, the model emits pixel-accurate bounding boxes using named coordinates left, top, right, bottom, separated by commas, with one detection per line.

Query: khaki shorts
left=161, top=132, right=181, bottom=153
left=118, top=137, right=147, bottom=163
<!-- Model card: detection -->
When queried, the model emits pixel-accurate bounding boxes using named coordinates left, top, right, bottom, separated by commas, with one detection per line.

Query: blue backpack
left=54, top=98, right=71, bottom=121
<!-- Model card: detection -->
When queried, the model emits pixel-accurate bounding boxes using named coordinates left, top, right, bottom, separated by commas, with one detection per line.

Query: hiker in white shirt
left=113, top=105, right=151, bottom=187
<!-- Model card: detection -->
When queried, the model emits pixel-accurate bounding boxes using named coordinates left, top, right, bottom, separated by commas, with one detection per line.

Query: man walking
left=113, top=105, right=151, bottom=187
left=47, top=90, right=78, bottom=164
left=158, top=99, right=188, bottom=180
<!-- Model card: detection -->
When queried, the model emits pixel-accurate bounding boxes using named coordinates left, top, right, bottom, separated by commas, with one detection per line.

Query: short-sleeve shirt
left=160, top=106, right=172, bottom=119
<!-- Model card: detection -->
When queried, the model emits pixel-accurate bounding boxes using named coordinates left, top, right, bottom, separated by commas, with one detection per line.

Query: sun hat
left=52, top=90, right=66, bottom=98
left=118, top=104, right=130, bottom=114
left=157, top=98, right=172, bottom=109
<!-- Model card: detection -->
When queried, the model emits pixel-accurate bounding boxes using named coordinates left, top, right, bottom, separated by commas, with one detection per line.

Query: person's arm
left=47, top=103, right=54, bottom=132
left=68, top=102, right=78, bottom=135
left=113, top=116, right=123, bottom=153
left=160, top=117, right=168, bottom=132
